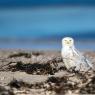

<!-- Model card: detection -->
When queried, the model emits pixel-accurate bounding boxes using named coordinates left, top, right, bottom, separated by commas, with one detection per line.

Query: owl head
left=62, top=37, right=74, bottom=47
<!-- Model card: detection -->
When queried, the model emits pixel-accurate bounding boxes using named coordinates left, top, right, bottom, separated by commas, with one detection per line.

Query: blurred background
left=0, top=0, right=95, bottom=50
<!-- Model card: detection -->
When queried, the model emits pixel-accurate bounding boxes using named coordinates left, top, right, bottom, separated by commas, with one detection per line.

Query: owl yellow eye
left=69, top=40, right=72, bottom=41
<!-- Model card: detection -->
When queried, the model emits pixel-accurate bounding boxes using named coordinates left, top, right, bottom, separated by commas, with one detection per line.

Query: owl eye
left=69, top=40, right=72, bottom=41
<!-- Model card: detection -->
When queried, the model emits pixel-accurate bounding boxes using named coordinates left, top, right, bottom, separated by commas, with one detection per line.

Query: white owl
left=61, top=37, right=93, bottom=71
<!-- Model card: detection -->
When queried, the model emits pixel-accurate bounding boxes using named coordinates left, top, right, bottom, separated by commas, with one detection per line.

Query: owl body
left=61, top=37, right=93, bottom=71
left=61, top=46, right=80, bottom=70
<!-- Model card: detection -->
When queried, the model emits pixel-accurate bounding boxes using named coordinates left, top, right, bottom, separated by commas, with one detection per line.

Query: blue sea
left=0, top=6, right=95, bottom=50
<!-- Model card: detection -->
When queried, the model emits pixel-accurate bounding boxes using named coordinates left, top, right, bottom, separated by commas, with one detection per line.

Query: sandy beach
left=0, top=50, right=95, bottom=95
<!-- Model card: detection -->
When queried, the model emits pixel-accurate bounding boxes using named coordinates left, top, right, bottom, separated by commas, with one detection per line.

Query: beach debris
left=0, top=50, right=95, bottom=94
left=8, top=52, right=31, bottom=58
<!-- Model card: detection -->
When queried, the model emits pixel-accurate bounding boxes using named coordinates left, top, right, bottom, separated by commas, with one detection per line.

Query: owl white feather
left=61, top=37, right=93, bottom=71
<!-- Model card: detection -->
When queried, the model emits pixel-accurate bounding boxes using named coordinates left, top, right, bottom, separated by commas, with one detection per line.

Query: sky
left=0, top=0, right=95, bottom=8
left=0, top=0, right=95, bottom=39
left=0, top=0, right=95, bottom=50
left=0, top=6, right=95, bottom=39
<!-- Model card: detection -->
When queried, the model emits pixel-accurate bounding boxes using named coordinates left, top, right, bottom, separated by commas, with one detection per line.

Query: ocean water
left=0, top=6, right=95, bottom=50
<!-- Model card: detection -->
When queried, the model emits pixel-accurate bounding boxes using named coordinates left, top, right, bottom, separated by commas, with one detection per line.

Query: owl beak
left=66, top=41, right=70, bottom=45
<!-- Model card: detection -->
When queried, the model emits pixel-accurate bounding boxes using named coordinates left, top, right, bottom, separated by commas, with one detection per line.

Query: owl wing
left=80, top=54, right=93, bottom=69
left=72, top=47, right=93, bottom=70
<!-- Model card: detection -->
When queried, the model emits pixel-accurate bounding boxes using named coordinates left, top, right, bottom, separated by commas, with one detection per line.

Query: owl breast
left=61, top=48, right=74, bottom=58
left=61, top=48, right=80, bottom=70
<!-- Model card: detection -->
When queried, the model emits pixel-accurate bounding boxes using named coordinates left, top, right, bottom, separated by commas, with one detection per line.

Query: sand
left=0, top=50, right=95, bottom=95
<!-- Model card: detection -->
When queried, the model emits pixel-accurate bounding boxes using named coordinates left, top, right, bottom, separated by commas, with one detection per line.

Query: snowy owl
left=61, top=37, right=93, bottom=71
